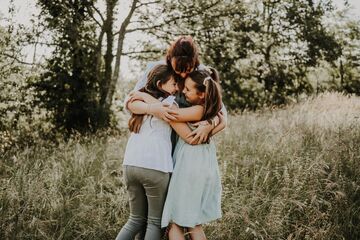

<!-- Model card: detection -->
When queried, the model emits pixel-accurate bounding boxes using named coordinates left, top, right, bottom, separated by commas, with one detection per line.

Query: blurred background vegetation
left=0, top=0, right=359, bottom=139
left=0, top=0, right=360, bottom=239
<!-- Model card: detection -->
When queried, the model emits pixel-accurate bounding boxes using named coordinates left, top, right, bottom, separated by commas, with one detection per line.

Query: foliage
left=133, top=0, right=343, bottom=110
left=33, top=0, right=105, bottom=133
left=0, top=20, right=50, bottom=153
left=1, top=93, right=359, bottom=239
left=329, top=14, right=360, bottom=95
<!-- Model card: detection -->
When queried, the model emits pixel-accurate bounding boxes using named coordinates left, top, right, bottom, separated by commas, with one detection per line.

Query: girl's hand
left=149, top=103, right=179, bottom=122
left=129, top=91, right=147, bottom=103
left=128, top=91, right=178, bottom=121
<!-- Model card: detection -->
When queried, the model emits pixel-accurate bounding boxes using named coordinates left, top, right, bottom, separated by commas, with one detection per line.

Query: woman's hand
left=186, top=111, right=225, bottom=144
left=217, top=111, right=225, bottom=124
left=186, top=121, right=213, bottom=145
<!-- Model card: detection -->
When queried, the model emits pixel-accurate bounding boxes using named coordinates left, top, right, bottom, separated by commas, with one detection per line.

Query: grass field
left=1, top=92, right=360, bottom=240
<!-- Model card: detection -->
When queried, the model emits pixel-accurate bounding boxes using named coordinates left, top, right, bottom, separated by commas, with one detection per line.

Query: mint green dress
left=161, top=132, right=222, bottom=228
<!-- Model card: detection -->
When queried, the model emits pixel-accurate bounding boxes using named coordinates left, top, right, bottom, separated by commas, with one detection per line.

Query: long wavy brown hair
left=166, top=36, right=200, bottom=89
left=128, top=64, right=174, bottom=133
left=187, top=67, right=222, bottom=122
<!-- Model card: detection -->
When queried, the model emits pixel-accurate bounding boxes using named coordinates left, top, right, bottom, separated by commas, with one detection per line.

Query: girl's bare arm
left=169, top=105, right=204, bottom=145
left=128, top=92, right=224, bottom=142
left=129, top=91, right=203, bottom=122
left=127, top=100, right=149, bottom=114
left=128, top=99, right=178, bottom=121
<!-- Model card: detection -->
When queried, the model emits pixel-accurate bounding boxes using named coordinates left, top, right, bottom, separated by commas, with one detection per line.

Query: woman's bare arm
left=128, top=91, right=160, bottom=104
left=210, top=111, right=227, bottom=136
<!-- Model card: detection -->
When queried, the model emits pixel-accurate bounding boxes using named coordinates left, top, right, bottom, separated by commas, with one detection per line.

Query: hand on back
left=187, top=121, right=213, bottom=145
left=149, top=103, right=178, bottom=122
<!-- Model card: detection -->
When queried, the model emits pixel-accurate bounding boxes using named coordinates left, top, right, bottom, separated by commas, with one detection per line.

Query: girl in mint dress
left=162, top=68, right=224, bottom=240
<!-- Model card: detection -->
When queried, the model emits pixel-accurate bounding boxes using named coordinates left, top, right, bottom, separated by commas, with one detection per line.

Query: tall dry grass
left=0, top=133, right=129, bottom=239
left=208, top=92, right=360, bottom=239
left=1, top=92, right=359, bottom=239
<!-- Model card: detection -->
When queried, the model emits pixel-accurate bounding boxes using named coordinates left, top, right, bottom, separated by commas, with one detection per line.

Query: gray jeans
left=116, top=165, right=170, bottom=240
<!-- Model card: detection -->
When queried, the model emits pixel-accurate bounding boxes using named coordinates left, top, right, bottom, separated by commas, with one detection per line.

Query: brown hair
left=187, top=67, right=222, bottom=121
left=166, top=36, right=200, bottom=76
left=128, top=64, right=174, bottom=133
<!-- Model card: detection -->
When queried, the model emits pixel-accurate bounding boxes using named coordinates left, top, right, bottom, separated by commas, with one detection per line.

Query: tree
left=130, top=0, right=343, bottom=110
left=35, top=0, right=102, bottom=133
left=0, top=11, right=44, bottom=152
left=329, top=11, right=360, bottom=95
left=33, top=0, right=163, bottom=132
left=101, top=0, right=138, bottom=122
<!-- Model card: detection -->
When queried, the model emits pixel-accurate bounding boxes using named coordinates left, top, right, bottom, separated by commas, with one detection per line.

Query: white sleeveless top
left=122, top=96, right=176, bottom=173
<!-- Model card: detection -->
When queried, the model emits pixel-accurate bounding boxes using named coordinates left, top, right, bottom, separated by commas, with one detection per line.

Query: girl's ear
left=198, top=91, right=205, bottom=100
left=156, top=80, right=161, bottom=89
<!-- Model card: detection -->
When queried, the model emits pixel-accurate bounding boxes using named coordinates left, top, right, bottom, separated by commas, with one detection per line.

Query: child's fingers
left=165, top=113, right=177, bottom=121
left=162, top=117, right=171, bottom=123
left=167, top=109, right=179, bottom=116
left=130, top=97, right=141, bottom=103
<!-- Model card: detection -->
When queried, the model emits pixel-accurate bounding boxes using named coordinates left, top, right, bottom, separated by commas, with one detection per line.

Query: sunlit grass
left=1, top=92, right=359, bottom=239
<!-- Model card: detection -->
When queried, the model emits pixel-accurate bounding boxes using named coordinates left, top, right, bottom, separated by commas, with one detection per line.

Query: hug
left=116, top=36, right=227, bottom=240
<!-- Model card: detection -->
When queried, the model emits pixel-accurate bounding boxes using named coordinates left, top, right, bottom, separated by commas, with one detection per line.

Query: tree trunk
left=97, top=0, right=116, bottom=126
left=101, top=0, right=115, bottom=104
left=339, top=59, right=344, bottom=87
left=103, top=0, right=138, bottom=113
left=95, top=27, right=105, bottom=88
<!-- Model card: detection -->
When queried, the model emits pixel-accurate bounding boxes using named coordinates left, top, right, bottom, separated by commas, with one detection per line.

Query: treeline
left=0, top=0, right=359, bottom=145
left=132, top=0, right=360, bottom=110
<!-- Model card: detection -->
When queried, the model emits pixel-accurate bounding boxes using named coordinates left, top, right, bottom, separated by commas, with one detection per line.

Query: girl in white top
left=116, top=64, right=178, bottom=240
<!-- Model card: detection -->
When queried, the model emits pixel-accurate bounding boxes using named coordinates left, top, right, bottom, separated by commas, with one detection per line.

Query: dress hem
left=161, top=214, right=222, bottom=228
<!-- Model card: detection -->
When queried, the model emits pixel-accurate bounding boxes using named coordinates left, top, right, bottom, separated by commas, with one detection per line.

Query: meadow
left=1, top=92, right=359, bottom=240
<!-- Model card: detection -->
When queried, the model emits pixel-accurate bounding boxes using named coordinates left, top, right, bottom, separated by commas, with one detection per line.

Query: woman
left=130, top=67, right=224, bottom=240
left=122, top=36, right=227, bottom=239
left=127, top=35, right=227, bottom=143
